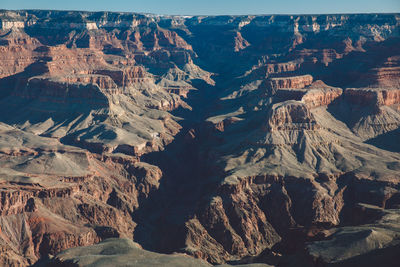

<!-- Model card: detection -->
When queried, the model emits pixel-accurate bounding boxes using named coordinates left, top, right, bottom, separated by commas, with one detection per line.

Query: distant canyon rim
left=0, top=10, right=399, bottom=267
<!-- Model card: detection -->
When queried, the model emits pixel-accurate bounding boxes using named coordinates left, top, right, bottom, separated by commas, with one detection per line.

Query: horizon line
left=1, top=8, right=399, bottom=17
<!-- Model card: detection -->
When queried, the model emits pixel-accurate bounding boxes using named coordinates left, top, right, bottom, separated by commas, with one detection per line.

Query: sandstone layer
left=0, top=10, right=399, bottom=267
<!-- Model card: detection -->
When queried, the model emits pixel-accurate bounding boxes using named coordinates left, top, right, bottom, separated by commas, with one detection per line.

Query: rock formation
left=306, top=204, right=400, bottom=266
left=44, top=238, right=273, bottom=267
left=0, top=10, right=399, bottom=267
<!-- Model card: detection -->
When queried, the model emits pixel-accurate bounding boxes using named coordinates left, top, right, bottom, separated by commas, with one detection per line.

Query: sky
left=1, top=0, right=400, bottom=15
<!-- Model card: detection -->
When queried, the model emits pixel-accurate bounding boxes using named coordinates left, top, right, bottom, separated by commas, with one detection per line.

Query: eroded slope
left=0, top=10, right=399, bottom=267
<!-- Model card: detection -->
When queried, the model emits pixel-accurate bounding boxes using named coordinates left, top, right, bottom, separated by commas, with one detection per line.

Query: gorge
left=0, top=10, right=399, bottom=267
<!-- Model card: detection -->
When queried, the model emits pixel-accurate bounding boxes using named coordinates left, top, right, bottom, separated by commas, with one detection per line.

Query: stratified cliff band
left=0, top=10, right=399, bottom=267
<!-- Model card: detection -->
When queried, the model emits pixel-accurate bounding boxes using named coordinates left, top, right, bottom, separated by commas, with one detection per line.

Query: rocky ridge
left=0, top=10, right=399, bottom=267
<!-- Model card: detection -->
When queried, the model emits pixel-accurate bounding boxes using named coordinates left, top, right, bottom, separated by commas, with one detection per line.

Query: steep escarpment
left=267, top=75, right=314, bottom=91
left=130, top=13, right=400, bottom=266
left=0, top=10, right=212, bottom=266
left=0, top=10, right=399, bottom=267
left=0, top=123, right=165, bottom=266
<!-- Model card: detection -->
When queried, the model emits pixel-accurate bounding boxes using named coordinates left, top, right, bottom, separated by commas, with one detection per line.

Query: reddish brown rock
left=275, top=80, right=343, bottom=108
left=0, top=125, right=164, bottom=265
left=234, top=32, right=250, bottom=52
left=267, top=101, right=319, bottom=131
left=345, top=88, right=400, bottom=107
left=17, top=77, right=109, bottom=105
left=358, top=56, right=400, bottom=88
left=93, top=66, right=149, bottom=88
left=267, top=75, right=313, bottom=91
left=0, top=29, right=41, bottom=79
left=293, top=48, right=343, bottom=66
left=63, top=75, right=118, bottom=89
left=0, top=10, right=400, bottom=267
left=302, top=87, right=343, bottom=109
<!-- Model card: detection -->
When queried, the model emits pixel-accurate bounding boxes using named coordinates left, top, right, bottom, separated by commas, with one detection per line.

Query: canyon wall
left=0, top=10, right=399, bottom=267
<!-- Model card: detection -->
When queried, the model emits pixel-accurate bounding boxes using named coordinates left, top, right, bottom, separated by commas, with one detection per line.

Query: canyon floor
left=0, top=10, right=400, bottom=267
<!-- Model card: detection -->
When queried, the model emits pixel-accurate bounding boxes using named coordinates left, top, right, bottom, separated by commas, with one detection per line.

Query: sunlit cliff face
left=0, top=10, right=399, bottom=267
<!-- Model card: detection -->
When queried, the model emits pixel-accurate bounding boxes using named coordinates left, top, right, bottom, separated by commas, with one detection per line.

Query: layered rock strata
left=0, top=10, right=399, bottom=267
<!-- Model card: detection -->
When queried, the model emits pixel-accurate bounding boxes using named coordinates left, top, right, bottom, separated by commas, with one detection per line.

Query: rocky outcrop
left=267, top=75, right=313, bottom=91
left=356, top=56, right=400, bottom=88
left=234, top=32, right=250, bottom=52
left=380, top=88, right=400, bottom=106
left=213, top=117, right=241, bottom=132
left=301, top=88, right=342, bottom=109
left=182, top=185, right=282, bottom=263
left=44, top=238, right=274, bottom=267
left=93, top=66, right=150, bottom=88
left=0, top=29, right=41, bottom=79
left=275, top=80, right=343, bottom=108
left=64, top=75, right=118, bottom=89
left=306, top=204, right=400, bottom=266
left=0, top=124, right=165, bottom=264
left=18, top=77, right=109, bottom=105
left=178, top=169, right=400, bottom=264
left=344, top=88, right=400, bottom=107
left=267, top=101, right=319, bottom=131
left=0, top=10, right=399, bottom=267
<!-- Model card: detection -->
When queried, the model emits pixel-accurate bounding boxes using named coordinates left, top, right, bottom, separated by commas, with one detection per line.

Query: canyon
left=0, top=10, right=399, bottom=267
